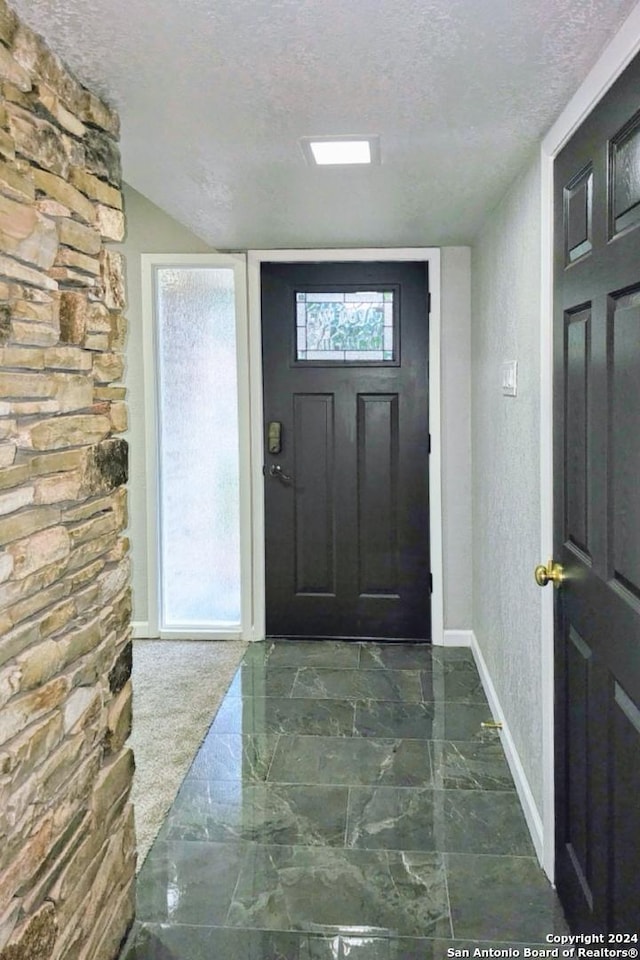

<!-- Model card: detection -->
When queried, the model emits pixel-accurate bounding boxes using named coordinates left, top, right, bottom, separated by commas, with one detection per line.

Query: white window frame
left=141, top=253, right=252, bottom=640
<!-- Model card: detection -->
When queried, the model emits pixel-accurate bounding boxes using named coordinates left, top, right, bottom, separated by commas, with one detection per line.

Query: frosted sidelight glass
left=157, top=267, right=241, bottom=627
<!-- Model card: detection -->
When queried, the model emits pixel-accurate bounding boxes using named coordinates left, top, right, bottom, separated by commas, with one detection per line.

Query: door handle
left=269, top=463, right=293, bottom=484
left=534, top=559, right=565, bottom=588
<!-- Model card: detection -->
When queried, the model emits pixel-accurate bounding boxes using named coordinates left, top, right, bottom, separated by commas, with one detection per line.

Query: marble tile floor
left=121, top=640, right=567, bottom=960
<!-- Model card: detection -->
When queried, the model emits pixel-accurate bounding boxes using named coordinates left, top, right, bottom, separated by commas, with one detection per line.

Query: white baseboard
left=469, top=630, right=545, bottom=866
left=131, top=620, right=156, bottom=639
left=441, top=629, right=474, bottom=647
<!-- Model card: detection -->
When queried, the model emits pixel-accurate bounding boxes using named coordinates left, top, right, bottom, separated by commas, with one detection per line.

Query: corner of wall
left=440, top=247, right=472, bottom=631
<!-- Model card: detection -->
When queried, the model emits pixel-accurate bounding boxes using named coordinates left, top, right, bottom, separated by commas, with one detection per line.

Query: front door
left=262, top=260, right=430, bottom=640
left=553, top=53, right=640, bottom=932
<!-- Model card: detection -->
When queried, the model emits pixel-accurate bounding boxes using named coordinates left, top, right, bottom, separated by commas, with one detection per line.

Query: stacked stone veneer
left=0, top=3, right=134, bottom=959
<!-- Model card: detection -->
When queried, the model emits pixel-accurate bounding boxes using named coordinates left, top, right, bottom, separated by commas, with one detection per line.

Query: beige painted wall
left=117, top=185, right=214, bottom=627
left=471, top=152, right=544, bottom=811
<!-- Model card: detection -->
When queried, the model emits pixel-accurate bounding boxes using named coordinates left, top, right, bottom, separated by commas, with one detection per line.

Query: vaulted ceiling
left=11, top=0, right=638, bottom=248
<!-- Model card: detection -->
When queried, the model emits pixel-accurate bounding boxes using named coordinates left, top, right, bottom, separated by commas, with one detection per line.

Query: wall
left=471, top=153, right=544, bottom=812
left=116, top=184, right=213, bottom=632
left=0, top=4, right=133, bottom=959
left=441, top=247, right=472, bottom=631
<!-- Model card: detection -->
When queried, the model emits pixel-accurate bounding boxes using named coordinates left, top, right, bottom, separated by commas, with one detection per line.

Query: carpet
left=129, top=638, right=247, bottom=868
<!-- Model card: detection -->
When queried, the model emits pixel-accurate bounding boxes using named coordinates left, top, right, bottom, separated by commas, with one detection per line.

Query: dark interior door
left=553, top=52, right=640, bottom=933
left=262, top=260, right=430, bottom=641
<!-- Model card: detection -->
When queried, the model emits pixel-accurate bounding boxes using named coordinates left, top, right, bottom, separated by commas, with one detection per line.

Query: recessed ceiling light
left=300, top=136, right=380, bottom=166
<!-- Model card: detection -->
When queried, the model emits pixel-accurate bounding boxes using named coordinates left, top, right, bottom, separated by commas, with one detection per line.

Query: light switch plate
left=502, top=360, right=518, bottom=397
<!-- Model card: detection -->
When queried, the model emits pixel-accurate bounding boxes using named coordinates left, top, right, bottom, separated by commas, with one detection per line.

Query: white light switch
left=502, top=360, right=518, bottom=397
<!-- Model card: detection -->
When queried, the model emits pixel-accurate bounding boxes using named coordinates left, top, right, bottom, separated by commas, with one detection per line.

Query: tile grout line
left=441, top=850, right=456, bottom=941
left=344, top=784, right=351, bottom=849
left=264, top=730, right=282, bottom=784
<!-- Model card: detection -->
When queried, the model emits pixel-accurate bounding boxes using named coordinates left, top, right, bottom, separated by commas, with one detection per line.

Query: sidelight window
left=143, top=254, right=250, bottom=638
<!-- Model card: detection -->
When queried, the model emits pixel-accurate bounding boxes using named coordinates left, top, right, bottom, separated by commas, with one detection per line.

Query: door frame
left=247, top=248, right=443, bottom=645
left=539, top=3, right=640, bottom=882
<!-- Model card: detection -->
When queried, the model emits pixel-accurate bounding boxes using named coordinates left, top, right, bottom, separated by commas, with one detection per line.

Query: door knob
left=534, top=559, right=565, bottom=588
left=269, top=463, right=293, bottom=484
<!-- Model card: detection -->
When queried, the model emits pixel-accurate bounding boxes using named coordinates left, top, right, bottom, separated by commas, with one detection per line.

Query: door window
left=295, top=289, right=396, bottom=363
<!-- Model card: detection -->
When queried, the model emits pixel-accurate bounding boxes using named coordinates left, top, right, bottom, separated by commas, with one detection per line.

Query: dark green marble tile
left=292, top=668, right=423, bottom=702
left=429, top=739, right=516, bottom=791
left=354, top=700, right=494, bottom=740
left=346, top=786, right=532, bottom=856
left=389, top=941, right=556, bottom=960
left=226, top=665, right=299, bottom=698
left=268, top=735, right=431, bottom=787
left=443, top=790, right=534, bottom=855
left=354, top=701, right=436, bottom=739
left=159, top=780, right=349, bottom=846
left=433, top=701, right=497, bottom=741
left=122, top=923, right=314, bottom=959
left=446, top=853, right=568, bottom=942
left=209, top=696, right=355, bottom=737
left=128, top=637, right=566, bottom=956
left=186, top=733, right=280, bottom=782
left=136, top=841, right=246, bottom=926
left=358, top=643, right=433, bottom=671
left=431, top=647, right=475, bottom=663
left=244, top=639, right=361, bottom=669
left=346, top=786, right=437, bottom=851
left=207, top=696, right=253, bottom=734
left=227, top=845, right=452, bottom=938
left=428, top=940, right=562, bottom=960
left=421, top=660, right=487, bottom=704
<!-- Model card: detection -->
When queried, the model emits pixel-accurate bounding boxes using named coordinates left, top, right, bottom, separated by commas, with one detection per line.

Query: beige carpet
left=129, top=638, right=247, bottom=868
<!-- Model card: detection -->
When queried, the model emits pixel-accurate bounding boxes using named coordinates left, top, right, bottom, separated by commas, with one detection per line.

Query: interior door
left=553, top=52, right=640, bottom=933
left=262, top=260, right=430, bottom=641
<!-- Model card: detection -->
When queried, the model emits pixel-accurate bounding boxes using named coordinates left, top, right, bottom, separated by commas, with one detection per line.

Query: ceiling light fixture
left=301, top=135, right=380, bottom=166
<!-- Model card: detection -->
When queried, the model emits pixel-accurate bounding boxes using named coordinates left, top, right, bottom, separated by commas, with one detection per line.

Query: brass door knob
left=534, top=559, right=565, bottom=588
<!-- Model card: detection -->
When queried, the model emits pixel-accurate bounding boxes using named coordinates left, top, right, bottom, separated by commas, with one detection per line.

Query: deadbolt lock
left=268, top=421, right=282, bottom=455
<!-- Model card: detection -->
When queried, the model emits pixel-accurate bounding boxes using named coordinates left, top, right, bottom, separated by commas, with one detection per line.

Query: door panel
left=293, top=393, right=335, bottom=595
left=262, top=261, right=430, bottom=640
left=554, top=52, right=640, bottom=933
left=611, top=297, right=640, bottom=596
left=357, top=393, right=399, bottom=596
left=610, top=682, right=640, bottom=931
left=564, top=308, right=590, bottom=558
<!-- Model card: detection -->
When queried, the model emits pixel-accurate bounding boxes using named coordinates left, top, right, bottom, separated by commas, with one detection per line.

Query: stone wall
left=0, top=3, right=134, bottom=959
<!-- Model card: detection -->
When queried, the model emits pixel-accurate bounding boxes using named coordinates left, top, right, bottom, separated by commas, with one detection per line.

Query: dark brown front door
left=553, top=52, right=640, bottom=933
left=262, top=260, right=430, bottom=640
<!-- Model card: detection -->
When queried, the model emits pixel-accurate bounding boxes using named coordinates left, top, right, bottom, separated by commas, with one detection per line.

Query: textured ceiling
left=10, top=0, right=638, bottom=248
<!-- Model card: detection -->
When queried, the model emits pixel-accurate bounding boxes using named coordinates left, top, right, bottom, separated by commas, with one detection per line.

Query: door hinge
left=429, top=573, right=433, bottom=593
left=427, top=291, right=432, bottom=315
left=428, top=433, right=431, bottom=454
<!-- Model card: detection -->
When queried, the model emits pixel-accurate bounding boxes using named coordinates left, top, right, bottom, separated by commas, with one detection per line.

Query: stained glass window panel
left=296, top=291, right=394, bottom=361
